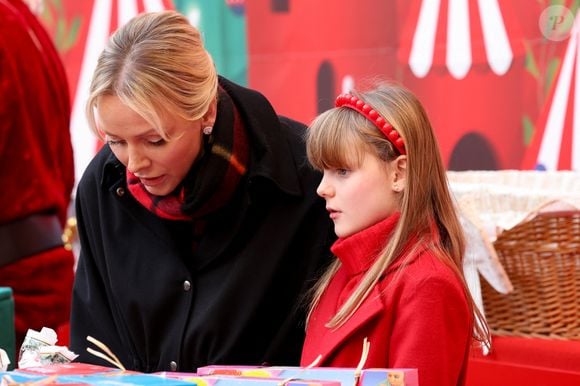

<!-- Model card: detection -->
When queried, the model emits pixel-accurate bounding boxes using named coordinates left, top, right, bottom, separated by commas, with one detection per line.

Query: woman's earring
left=203, top=126, right=213, bottom=135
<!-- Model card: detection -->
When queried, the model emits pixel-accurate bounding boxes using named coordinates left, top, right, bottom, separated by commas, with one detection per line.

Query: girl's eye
left=336, top=168, right=350, bottom=176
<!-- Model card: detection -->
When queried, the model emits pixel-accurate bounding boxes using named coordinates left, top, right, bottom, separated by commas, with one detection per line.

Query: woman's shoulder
left=278, top=115, right=307, bottom=132
left=219, top=77, right=307, bottom=135
left=277, top=115, right=308, bottom=148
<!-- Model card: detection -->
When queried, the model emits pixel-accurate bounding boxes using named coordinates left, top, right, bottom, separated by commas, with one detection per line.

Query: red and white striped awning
left=399, top=0, right=520, bottom=79
left=70, top=0, right=174, bottom=188
left=522, top=14, right=580, bottom=171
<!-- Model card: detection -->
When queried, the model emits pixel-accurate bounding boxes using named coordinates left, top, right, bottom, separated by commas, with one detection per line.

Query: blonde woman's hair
left=306, top=82, right=490, bottom=347
left=85, top=10, right=218, bottom=139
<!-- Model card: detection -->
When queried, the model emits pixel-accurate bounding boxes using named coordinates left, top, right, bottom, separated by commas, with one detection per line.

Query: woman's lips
left=140, top=175, right=165, bottom=187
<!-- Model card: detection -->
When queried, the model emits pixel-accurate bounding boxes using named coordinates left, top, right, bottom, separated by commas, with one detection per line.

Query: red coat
left=0, top=0, right=74, bottom=348
left=301, top=214, right=472, bottom=386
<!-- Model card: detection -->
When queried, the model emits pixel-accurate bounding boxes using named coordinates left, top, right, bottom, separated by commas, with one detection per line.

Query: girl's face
left=95, top=95, right=211, bottom=196
left=317, top=151, right=401, bottom=238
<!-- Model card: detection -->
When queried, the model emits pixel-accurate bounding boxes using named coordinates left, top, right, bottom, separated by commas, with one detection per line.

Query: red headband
left=335, top=93, right=406, bottom=155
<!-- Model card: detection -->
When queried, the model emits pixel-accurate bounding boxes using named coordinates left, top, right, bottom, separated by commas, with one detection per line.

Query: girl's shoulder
left=386, top=248, right=465, bottom=294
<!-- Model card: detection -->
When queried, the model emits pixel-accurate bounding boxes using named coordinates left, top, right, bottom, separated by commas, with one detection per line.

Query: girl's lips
left=327, top=208, right=340, bottom=220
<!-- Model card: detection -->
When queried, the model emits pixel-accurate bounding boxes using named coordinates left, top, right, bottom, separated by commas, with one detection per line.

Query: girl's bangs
left=307, top=109, right=366, bottom=170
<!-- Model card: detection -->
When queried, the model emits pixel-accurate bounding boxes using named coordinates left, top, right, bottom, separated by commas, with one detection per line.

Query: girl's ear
left=391, top=155, right=407, bottom=193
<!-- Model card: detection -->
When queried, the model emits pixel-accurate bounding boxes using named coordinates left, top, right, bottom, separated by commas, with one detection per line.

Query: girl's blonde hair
left=306, top=82, right=490, bottom=347
left=85, top=10, right=218, bottom=139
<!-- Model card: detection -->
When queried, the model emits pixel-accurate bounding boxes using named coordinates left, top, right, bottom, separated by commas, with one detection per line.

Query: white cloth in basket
left=447, top=170, right=580, bottom=321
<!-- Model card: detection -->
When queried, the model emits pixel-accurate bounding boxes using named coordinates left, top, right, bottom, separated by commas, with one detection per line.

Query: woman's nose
left=127, top=146, right=149, bottom=174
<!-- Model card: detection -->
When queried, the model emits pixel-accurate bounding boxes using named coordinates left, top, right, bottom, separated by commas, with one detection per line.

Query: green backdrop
left=174, top=0, right=247, bottom=86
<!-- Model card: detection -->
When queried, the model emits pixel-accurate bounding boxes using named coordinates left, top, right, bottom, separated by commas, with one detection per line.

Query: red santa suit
left=0, top=0, right=74, bottom=350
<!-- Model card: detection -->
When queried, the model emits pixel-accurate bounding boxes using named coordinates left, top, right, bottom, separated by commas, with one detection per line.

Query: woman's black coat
left=69, top=78, right=335, bottom=372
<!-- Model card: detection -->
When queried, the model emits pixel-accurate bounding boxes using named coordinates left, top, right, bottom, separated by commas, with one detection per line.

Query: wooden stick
left=86, top=336, right=126, bottom=371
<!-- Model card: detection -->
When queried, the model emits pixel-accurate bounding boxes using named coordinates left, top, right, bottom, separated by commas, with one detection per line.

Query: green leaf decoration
left=63, top=16, right=82, bottom=51
left=545, top=57, right=560, bottom=96
left=524, top=42, right=540, bottom=79
left=53, top=0, right=63, bottom=12
left=522, top=115, right=535, bottom=146
left=40, top=4, right=54, bottom=27
left=570, top=0, right=580, bottom=15
left=55, top=18, right=66, bottom=51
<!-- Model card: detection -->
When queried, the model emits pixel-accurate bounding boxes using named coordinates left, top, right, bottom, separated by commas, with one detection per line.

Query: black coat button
left=183, top=280, right=191, bottom=291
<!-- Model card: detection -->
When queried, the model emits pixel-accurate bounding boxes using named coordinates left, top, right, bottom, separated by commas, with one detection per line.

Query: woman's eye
left=149, top=138, right=166, bottom=146
left=107, top=139, right=124, bottom=146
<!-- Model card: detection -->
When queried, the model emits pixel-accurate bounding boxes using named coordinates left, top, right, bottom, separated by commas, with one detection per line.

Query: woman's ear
left=202, top=98, right=218, bottom=127
left=391, top=155, right=407, bottom=193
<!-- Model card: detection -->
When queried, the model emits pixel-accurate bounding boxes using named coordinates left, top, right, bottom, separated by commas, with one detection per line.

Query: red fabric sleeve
left=0, top=0, right=74, bottom=224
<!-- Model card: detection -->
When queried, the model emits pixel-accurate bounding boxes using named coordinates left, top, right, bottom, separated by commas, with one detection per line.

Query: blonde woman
left=301, top=84, right=490, bottom=386
left=70, top=10, right=334, bottom=372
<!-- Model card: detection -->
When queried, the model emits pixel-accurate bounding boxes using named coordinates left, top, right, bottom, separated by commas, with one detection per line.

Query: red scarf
left=127, top=87, right=249, bottom=221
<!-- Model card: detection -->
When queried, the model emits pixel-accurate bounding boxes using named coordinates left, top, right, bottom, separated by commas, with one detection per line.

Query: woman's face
left=316, top=151, right=401, bottom=238
left=95, top=95, right=208, bottom=196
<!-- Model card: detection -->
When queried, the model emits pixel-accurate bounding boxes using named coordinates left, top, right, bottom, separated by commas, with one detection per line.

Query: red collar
left=330, top=213, right=401, bottom=275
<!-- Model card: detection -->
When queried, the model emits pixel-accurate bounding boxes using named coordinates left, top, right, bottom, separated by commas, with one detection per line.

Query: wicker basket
left=481, top=211, right=580, bottom=339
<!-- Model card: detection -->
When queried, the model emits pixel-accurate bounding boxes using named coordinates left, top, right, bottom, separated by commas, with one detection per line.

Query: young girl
left=301, top=84, right=490, bottom=386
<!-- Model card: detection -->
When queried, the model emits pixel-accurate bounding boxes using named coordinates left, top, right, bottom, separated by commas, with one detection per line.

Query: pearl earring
left=203, top=126, right=213, bottom=135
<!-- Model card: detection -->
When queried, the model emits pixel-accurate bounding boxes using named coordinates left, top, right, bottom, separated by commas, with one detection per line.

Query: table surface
left=466, top=335, right=580, bottom=386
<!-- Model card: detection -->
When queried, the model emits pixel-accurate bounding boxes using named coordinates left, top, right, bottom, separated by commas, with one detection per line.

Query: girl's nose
left=316, top=174, right=333, bottom=198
